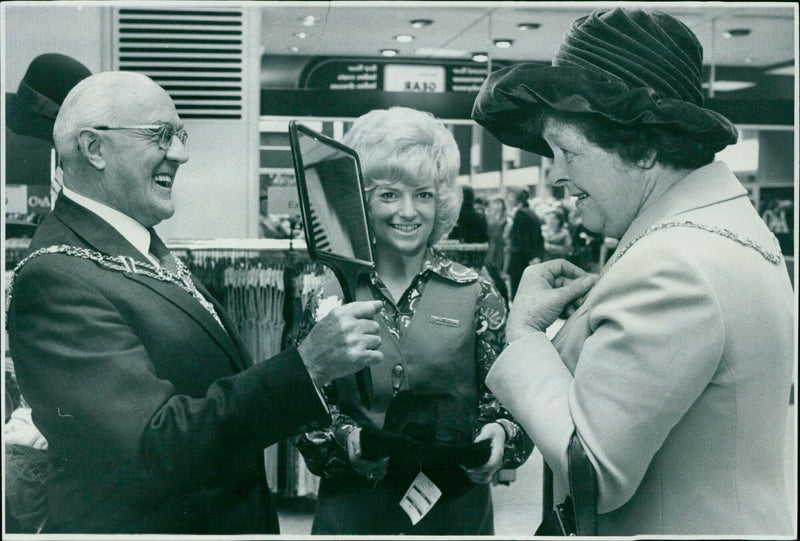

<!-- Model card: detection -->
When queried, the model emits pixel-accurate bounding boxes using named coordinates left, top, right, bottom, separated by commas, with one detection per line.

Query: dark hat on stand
left=6, top=53, right=92, bottom=142
left=472, top=8, right=738, bottom=157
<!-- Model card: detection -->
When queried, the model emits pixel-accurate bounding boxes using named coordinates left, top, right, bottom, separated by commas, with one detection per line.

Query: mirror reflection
left=296, top=129, right=373, bottom=264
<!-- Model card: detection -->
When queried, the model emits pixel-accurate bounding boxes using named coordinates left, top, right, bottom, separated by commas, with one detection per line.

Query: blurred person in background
left=449, top=184, right=489, bottom=243
left=541, top=205, right=573, bottom=261
left=484, top=195, right=510, bottom=273
left=505, top=187, right=543, bottom=299
left=474, top=196, right=488, bottom=217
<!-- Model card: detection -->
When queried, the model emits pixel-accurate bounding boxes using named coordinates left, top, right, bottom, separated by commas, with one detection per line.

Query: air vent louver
left=114, top=8, right=243, bottom=119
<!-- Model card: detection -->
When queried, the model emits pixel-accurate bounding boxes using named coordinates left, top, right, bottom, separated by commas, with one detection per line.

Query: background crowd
left=449, top=186, right=608, bottom=300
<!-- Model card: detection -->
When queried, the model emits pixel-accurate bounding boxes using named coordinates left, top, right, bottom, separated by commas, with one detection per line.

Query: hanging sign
left=4, top=184, right=52, bottom=215
left=305, top=60, right=381, bottom=91
left=384, top=64, right=446, bottom=93
left=448, top=65, right=491, bottom=92
left=300, top=58, right=514, bottom=93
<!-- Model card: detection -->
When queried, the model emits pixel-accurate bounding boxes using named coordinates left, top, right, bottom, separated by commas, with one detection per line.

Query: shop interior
left=3, top=2, right=796, bottom=536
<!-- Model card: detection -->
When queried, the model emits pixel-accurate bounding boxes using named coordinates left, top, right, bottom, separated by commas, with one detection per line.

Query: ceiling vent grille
left=114, top=8, right=244, bottom=119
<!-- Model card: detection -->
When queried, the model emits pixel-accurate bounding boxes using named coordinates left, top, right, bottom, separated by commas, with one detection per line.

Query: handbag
left=535, top=431, right=598, bottom=536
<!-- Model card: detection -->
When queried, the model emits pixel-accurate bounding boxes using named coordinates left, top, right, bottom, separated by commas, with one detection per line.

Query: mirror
left=289, top=120, right=375, bottom=408
left=289, top=121, right=374, bottom=269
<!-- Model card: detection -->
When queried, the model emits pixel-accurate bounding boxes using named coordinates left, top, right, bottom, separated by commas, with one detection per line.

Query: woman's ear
left=77, top=129, right=106, bottom=170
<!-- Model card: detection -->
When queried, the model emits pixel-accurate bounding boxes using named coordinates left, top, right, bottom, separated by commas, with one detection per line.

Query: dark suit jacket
left=450, top=209, right=489, bottom=243
left=6, top=195, right=330, bottom=534
left=508, top=206, right=544, bottom=265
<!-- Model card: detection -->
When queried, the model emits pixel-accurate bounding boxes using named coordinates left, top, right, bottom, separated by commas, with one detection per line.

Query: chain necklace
left=5, top=244, right=223, bottom=327
left=601, top=220, right=783, bottom=278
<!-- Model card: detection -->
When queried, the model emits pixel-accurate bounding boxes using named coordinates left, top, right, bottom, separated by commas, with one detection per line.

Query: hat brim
left=472, top=64, right=739, bottom=158
left=6, top=93, right=57, bottom=142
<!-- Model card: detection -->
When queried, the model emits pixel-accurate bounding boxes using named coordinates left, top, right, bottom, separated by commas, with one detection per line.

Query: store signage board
left=300, top=57, right=516, bottom=93
left=266, top=185, right=300, bottom=216
left=288, top=120, right=375, bottom=409
left=384, top=64, right=446, bottom=93
left=4, top=184, right=52, bottom=215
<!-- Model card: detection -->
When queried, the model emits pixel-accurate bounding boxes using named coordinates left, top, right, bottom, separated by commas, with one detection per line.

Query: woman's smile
left=389, top=223, right=422, bottom=234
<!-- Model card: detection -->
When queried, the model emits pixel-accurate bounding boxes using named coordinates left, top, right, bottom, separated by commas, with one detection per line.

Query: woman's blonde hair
left=342, top=107, right=462, bottom=244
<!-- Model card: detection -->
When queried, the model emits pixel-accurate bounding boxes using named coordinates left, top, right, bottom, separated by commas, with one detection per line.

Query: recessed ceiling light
left=472, top=53, right=489, bottom=63
left=294, top=32, right=307, bottom=39
left=766, top=65, right=794, bottom=76
left=288, top=46, right=300, bottom=53
left=494, top=39, right=513, bottom=49
left=299, top=15, right=317, bottom=26
left=410, top=19, right=433, bottom=28
left=395, top=35, right=414, bottom=43
left=381, top=49, right=399, bottom=57
left=723, top=28, right=751, bottom=38
left=702, top=80, right=756, bottom=92
left=518, top=23, right=541, bottom=31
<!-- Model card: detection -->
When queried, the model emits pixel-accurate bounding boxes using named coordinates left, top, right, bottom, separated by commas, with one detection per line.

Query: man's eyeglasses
left=93, top=123, right=188, bottom=150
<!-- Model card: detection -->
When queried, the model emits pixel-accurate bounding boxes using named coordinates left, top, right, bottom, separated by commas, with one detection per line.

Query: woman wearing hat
left=293, top=107, right=532, bottom=535
left=473, top=8, right=794, bottom=536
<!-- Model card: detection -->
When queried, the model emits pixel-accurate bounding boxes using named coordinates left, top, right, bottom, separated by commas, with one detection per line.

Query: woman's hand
left=463, top=422, right=506, bottom=484
left=347, top=427, right=389, bottom=482
left=507, top=259, right=597, bottom=342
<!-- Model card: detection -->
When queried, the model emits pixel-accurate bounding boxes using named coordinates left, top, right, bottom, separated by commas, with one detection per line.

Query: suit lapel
left=122, top=273, right=246, bottom=368
left=52, top=195, right=247, bottom=369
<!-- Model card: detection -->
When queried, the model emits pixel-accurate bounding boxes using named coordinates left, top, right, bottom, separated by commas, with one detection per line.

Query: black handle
left=335, top=262, right=374, bottom=410
left=356, top=368, right=373, bottom=410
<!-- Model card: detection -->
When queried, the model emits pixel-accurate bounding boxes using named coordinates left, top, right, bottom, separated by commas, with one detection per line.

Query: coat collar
left=420, top=248, right=480, bottom=283
left=53, top=193, right=152, bottom=263
left=613, top=161, right=747, bottom=260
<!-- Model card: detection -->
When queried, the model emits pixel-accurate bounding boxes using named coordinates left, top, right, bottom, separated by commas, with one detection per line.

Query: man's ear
left=77, top=129, right=106, bottom=170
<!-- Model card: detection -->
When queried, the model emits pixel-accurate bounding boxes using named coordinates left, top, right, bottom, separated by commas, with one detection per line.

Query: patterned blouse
left=294, top=249, right=533, bottom=478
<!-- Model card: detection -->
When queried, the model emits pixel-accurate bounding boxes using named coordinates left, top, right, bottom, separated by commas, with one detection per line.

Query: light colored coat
left=487, top=162, right=795, bottom=536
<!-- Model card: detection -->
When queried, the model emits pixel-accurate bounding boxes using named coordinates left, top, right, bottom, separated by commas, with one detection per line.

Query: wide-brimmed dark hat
left=6, top=53, right=92, bottom=142
left=360, top=391, right=491, bottom=499
left=472, top=8, right=739, bottom=157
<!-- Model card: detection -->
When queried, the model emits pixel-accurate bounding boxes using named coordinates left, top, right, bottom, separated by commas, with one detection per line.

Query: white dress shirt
left=60, top=187, right=160, bottom=266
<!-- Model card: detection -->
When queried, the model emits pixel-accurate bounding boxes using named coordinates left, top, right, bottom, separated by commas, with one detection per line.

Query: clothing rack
left=171, top=241, right=328, bottom=499
left=434, top=241, right=489, bottom=269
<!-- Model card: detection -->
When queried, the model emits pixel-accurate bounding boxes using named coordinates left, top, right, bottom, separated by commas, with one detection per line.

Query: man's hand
left=464, top=422, right=505, bottom=484
left=298, top=300, right=384, bottom=387
left=507, top=259, right=597, bottom=342
left=347, top=427, right=389, bottom=482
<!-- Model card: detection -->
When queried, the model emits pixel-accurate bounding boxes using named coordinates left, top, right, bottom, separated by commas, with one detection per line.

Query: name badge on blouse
left=430, top=315, right=460, bottom=327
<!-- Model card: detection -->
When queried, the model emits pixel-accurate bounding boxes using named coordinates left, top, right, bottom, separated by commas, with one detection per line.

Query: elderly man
left=6, top=71, right=383, bottom=534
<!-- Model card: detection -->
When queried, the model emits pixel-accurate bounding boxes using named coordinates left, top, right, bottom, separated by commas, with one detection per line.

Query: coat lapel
left=52, top=196, right=247, bottom=369
left=602, top=162, right=748, bottom=275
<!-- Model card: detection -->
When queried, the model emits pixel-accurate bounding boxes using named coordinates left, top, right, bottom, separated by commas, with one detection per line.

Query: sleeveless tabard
left=336, top=274, right=480, bottom=431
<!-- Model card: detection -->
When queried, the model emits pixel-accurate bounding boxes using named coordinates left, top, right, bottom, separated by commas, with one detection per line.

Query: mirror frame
left=288, top=120, right=375, bottom=270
